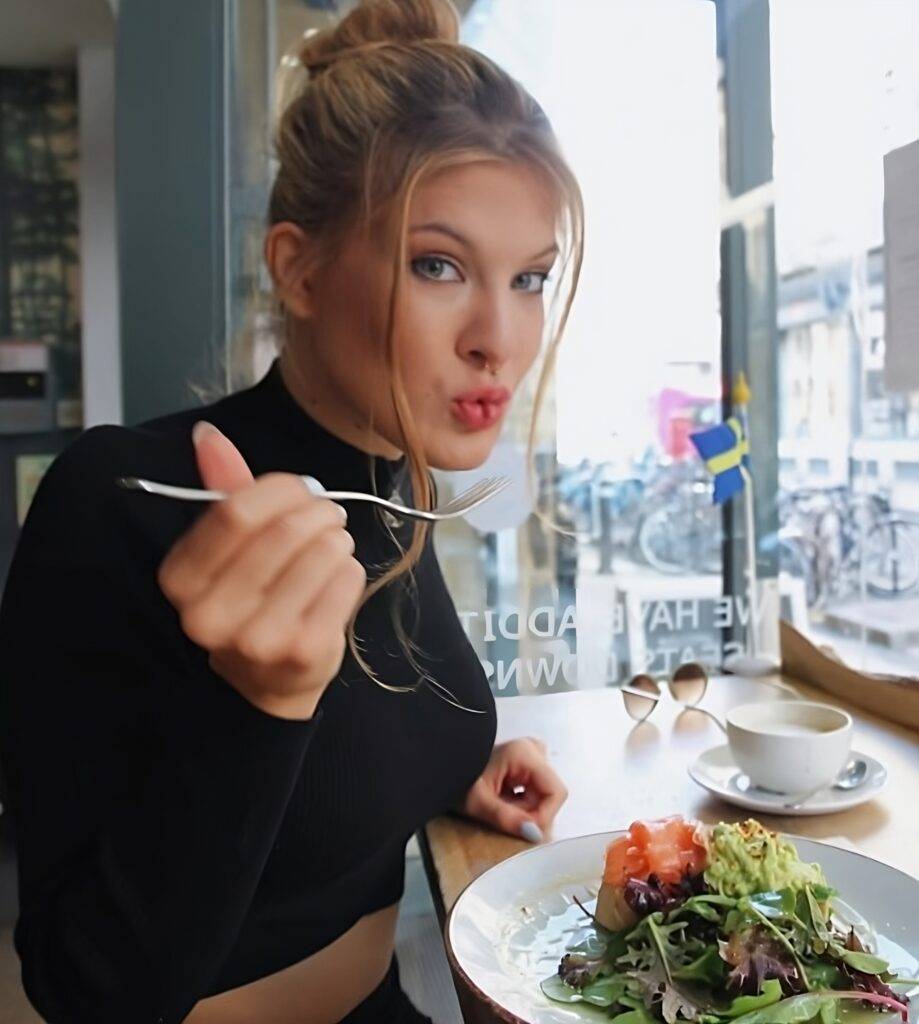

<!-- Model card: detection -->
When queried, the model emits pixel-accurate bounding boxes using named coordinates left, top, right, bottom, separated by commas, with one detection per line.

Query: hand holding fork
left=128, top=420, right=508, bottom=722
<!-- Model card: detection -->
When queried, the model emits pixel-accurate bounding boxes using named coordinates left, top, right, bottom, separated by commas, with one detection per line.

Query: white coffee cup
left=725, top=700, right=853, bottom=794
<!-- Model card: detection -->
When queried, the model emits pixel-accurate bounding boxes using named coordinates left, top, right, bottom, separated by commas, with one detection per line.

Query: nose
left=457, top=289, right=515, bottom=376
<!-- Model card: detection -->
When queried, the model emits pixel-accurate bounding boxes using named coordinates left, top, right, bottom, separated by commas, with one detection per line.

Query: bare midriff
left=183, top=901, right=400, bottom=1024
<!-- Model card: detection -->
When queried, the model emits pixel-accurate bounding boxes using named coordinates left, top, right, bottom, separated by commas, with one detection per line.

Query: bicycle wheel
left=637, top=506, right=697, bottom=574
left=862, top=519, right=919, bottom=597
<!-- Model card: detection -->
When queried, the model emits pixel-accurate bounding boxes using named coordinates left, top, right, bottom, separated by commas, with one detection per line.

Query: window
left=770, top=0, right=919, bottom=677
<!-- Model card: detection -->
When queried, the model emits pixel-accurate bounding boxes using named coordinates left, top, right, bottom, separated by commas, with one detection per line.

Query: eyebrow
left=409, top=221, right=558, bottom=262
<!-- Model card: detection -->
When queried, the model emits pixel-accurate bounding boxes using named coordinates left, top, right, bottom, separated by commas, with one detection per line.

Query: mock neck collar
left=246, top=356, right=407, bottom=496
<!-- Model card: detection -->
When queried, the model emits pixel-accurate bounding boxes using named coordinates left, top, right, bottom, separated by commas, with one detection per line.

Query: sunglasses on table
left=620, top=662, right=710, bottom=722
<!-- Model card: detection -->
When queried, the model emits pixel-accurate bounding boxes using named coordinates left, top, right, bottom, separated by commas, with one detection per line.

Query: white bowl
left=725, top=700, right=853, bottom=794
left=447, top=831, right=919, bottom=1024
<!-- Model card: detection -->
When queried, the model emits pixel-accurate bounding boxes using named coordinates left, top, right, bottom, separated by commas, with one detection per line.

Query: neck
left=278, top=344, right=403, bottom=461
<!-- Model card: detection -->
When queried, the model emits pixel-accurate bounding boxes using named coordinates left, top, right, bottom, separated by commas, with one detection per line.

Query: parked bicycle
left=630, top=460, right=723, bottom=576
left=775, top=485, right=919, bottom=606
left=546, top=456, right=723, bottom=577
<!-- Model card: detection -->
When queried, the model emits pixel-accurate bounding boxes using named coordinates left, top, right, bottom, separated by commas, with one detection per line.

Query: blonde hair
left=262, top=0, right=584, bottom=709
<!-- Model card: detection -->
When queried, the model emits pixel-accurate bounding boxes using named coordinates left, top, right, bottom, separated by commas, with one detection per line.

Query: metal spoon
left=781, top=758, right=869, bottom=811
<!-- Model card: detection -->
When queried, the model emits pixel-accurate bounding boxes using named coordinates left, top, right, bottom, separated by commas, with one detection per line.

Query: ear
left=264, top=221, right=317, bottom=320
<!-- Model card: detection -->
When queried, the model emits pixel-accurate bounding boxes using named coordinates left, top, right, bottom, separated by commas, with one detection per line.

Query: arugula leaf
left=740, top=898, right=811, bottom=991
left=660, top=981, right=708, bottom=1024
left=647, top=914, right=676, bottom=983
left=674, top=947, right=729, bottom=987
left=675, top=895, right=738, bottom=923
left=606, top=929, right=632, bottom=961
left=626, top=926, right=710, bottom=1023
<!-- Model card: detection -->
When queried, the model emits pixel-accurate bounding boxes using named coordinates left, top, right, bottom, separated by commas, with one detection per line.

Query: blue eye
left=411, top=258, right=463, bottom=282
left=409, top=258, right=549, bottom=294
left=513, top=271, right=550, bottom=294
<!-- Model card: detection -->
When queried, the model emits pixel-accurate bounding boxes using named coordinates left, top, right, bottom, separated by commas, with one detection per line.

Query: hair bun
left=298, top=0, right=459, bottom=76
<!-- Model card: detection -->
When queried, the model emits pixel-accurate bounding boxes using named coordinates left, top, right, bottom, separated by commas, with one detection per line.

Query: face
left=267, top=159, right=559, bottom=471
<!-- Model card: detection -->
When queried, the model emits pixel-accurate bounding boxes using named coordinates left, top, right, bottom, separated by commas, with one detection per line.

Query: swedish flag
left=689, top=417, right=749, bottom=504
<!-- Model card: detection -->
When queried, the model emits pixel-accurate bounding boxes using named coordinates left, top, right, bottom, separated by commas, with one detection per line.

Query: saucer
left=688, top=744, right=887, bottom=816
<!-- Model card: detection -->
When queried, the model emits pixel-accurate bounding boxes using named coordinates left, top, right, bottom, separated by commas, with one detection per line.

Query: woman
left=0, top=1, right=584, bottom=1021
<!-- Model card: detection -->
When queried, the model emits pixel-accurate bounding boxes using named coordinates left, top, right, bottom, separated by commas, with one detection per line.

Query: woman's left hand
left=452, top=737, right=568, bottom=843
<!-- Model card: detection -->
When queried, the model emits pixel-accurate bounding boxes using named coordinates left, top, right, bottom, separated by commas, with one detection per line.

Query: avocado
left=704, top=820, right=827, bottom=897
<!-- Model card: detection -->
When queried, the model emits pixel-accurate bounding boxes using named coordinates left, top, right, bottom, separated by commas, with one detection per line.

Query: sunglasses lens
left=622, top=675, right=661, bottom=721
left=669, top=662, right=708, bottom=707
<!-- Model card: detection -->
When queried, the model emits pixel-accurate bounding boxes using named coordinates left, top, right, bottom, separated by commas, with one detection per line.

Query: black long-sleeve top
left=0, top=356, right=497, bottom=1024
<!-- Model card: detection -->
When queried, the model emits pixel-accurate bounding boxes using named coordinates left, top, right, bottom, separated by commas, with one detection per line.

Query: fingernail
left=519, top=820, right=543, bottom=843
left=303, top=475, right=327, bottom=495
left=192, top=420, right=222, bottom=446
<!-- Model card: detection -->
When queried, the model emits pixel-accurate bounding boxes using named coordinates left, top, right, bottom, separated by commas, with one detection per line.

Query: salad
left=542, top=817, right=917, bottom=1024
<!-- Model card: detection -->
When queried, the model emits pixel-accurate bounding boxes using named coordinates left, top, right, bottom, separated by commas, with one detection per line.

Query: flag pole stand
left=722, top=464, right=780, bottom=677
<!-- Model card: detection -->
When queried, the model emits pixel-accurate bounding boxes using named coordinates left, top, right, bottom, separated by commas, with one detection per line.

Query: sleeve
left=0, top=425, right=322, bottom=1024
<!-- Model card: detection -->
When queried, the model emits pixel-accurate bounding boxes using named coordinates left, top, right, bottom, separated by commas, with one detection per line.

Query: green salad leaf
left=728, top=992, right=839, bottom=1024
left=674, top=895, right=739, bottom=923
left=739, top=897, right=811, bottom=991
left=673, top=947, right=728, bottom=987
left=723, top=978, right=785, bottom=1018
left=802, top=963, right=846, bottom=990
left=747, top=891, right=800, bottom=922
left=611, top=1006, right=660, bottom=1024
left=544, top=821, right=908, bottom=1024
left=837, top=949, right=890, bottom=975
left=540, top=974, right=585, bottom=1003
left=579, top=975, right=630, bottom=1007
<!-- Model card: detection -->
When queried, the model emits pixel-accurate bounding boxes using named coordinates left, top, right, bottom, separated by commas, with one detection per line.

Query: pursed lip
left=453, top=385, right=511, bottom=404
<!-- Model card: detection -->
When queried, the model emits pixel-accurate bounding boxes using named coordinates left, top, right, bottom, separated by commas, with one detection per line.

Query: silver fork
left=115, top=474, right=511, bottom=523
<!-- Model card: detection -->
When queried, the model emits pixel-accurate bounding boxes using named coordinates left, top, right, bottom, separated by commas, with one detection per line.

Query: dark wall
left=115, top=0, right=228, bottom=425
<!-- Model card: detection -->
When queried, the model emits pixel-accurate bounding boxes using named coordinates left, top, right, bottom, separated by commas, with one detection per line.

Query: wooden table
left=418, top=674, right=919, bottom=1022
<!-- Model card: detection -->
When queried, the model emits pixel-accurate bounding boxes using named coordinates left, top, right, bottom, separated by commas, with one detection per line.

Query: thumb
left=192, top=420, right=255, bottom=494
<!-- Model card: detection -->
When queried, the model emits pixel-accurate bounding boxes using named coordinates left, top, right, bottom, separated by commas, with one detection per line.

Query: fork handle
left=116, top=476, right=404, bottom=510
left=116, top=475, right=331, bottom=502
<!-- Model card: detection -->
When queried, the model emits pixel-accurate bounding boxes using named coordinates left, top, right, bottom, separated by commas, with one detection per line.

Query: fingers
left=159, top=473, right=342, bottom=606
left=176, top=504, right=352, bottom=642
left=233, top=543, right=365, bottom=666
left=523, top=758, right=568, bottom=832
left=205, top=553, right=366, bottom=694
left=468, top=740, right=569, bottom=841
left=488, top=792, right=534, bottom=839
left=500, top=740, right=567, bottom=833
left=525, top=735, right=548, bottom=756
left=463, top=781, right=530, bottom=838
